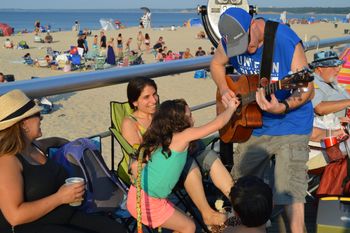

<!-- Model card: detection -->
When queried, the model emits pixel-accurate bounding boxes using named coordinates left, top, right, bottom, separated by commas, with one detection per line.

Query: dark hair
left=127, top=78, right=157, bottom=109
left=230, top=176, right=273, bottom=227
left=139, top=99, right=191, bottom=159
left=145, top=33, right=150, bottom=39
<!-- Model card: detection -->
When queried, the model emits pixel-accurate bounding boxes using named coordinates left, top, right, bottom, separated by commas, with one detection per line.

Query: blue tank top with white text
left=224, top=22, right=313, bottom=136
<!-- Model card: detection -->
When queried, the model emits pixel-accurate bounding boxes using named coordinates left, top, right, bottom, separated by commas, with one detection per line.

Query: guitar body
left=216, top=74, right=262, bottom=143
left=216, top=69, right=314, bottom=143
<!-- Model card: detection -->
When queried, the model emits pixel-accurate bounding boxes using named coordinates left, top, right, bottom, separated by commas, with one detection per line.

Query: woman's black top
left=0, top=154, right=74, bottom=232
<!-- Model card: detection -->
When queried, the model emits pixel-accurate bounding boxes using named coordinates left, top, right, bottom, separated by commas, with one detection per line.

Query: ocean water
left=258, top=13, right=347, bottom=23
left=0, top=10, right=200, bottom=32
left=0, top=10, right=347, bottom=33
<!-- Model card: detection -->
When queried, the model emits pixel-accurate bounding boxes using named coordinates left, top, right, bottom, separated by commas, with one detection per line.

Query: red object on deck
left=323, top=136, right=338, bottom=148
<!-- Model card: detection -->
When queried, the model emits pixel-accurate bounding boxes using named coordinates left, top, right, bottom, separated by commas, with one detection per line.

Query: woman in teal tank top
left=127, top=98, right=240, bottom=232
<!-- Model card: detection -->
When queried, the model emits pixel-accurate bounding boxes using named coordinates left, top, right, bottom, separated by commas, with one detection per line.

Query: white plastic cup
left=65, top=177, right=85, bottom=206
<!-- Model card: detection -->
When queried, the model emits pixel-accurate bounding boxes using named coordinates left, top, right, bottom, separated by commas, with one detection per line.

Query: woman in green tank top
left=122, top=78, right=237, bottom=227
left=127, top=98, right=239, bottom=232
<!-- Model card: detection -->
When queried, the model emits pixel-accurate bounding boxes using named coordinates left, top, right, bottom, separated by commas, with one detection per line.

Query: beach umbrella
left=186, top=18, right=202, bottom=28
left=0, top=23, right=14, bottom=36
left=337, top=48, right=350, bottom=94
left=99, top=19, right=117, bottom=31
left=140, top=7, right=150, bottom=13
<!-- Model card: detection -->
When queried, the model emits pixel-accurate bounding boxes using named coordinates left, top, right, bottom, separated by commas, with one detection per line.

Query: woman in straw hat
left=0, top=90, right=126, bottom=233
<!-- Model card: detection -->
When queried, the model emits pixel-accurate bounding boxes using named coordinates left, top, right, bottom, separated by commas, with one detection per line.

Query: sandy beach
left=1, top=22, right=350, bottom=166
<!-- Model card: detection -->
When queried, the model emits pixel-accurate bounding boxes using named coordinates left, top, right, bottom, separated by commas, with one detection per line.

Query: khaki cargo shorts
left=232, top=134, right=309, bottom=205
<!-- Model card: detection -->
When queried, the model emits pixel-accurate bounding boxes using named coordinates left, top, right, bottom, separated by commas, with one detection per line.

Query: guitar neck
left=241, top=81, right=281, bottom=106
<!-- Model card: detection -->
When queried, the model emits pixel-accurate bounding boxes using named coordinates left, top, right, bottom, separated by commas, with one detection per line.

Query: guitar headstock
left=280, top=67, right=314, bottom=90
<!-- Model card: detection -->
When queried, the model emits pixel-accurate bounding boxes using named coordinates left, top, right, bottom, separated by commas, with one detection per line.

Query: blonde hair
left=0, top=122, right=25, bottom=156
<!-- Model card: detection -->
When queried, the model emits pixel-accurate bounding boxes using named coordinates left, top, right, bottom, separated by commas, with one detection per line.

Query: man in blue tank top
left=210, top=8, right=314, bottom=233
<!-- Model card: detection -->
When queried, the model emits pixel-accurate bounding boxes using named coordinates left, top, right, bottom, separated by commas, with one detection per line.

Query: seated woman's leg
left=208, top=157, right=234, bottom=197
left=193, top=148, right=234, bottom=198
left=183, top=161, right=226, bottom=226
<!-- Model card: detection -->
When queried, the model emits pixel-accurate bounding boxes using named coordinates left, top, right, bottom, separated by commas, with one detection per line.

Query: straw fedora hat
left=0, top=89, right=41, bottom=130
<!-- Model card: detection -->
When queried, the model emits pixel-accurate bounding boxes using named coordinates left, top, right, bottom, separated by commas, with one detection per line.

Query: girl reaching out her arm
left=126, top=97, right=239, bottom=233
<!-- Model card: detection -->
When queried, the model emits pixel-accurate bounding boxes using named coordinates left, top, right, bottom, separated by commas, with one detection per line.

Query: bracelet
left=279, top=100, right=290, bottom=114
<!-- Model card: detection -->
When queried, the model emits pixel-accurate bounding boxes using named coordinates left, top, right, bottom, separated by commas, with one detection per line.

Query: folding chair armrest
left=308, top=140, right=328, bottom=172
left=309, top=141, right=322, bottom=149
left=109, top=127, right=136, bottom=155
left=35, top=137, right=70, bottom=154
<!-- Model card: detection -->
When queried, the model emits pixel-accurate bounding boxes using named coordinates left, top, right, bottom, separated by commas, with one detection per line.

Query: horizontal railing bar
left=0, top=36, right=349, bottom=98
left=0, top=56, right=211, bottom=98
left=91, top=100, right=217, bottom=139
left=190, top=100, right=216, bottom=111
left=303, top=36, right=350, bottom=51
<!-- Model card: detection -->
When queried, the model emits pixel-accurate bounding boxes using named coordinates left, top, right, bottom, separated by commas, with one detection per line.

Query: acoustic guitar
left=216, top=68, right=314, bottom=143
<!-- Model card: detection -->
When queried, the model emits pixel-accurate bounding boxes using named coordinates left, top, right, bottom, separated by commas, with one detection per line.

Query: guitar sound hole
left=236, top=105, right=242, bottom=115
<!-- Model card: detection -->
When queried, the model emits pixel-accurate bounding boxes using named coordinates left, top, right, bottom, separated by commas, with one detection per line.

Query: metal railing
left=91, top=100, right=218, bottom=140
left=0, top=36, right=349, bottom=98
left=303, top=36, right=350, bottom=51
left=0, top=56, right=211, bottom=98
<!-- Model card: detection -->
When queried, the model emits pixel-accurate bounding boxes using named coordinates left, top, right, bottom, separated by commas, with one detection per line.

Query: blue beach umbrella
left=186, top=18, right=202, bottom=28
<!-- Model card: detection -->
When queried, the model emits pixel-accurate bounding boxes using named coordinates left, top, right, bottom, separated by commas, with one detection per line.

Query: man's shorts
left=232, top=135, right=309, bottom=205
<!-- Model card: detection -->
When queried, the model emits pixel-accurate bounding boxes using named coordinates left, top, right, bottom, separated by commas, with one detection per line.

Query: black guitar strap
left=259, top=21, right=279, bottom=84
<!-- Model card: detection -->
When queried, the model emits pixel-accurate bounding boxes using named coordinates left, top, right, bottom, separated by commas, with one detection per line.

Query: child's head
left=127, top=78, right=158, bottom=110
left=230, top=176, right=272, bottom=227
left=153, top=99, right=192, bottom=131
left=141, top=99, right=192, bottom=157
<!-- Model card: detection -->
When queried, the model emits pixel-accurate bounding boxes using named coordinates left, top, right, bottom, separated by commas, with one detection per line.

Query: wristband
left=279, top=100, right=290, bottom=114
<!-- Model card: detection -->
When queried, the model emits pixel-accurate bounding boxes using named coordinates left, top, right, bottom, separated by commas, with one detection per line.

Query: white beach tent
left=280, top=11, right=287, bottom=24
left=99, top=19, right=117, bottom=30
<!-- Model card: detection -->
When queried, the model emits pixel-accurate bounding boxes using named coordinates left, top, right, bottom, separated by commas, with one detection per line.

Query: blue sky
left=0, top=0, right=349, bottom=9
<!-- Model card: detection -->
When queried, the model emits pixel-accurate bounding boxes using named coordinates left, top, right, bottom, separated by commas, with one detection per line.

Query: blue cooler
left=194, top=70, right=207, bottom=79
